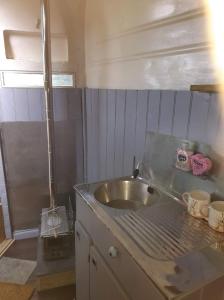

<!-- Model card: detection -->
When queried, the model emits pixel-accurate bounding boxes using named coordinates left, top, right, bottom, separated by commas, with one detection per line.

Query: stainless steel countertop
left=74, top=177, right=224, bottom=300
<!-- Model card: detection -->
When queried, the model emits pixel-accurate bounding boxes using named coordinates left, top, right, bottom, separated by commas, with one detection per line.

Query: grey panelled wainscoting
left=0, top=146, right=12, bottom=238
left=85, top=88, right=220, bottom=183
left=0, top=88, right=84, bottom=232
left=0, top=86, right=221, bottom=233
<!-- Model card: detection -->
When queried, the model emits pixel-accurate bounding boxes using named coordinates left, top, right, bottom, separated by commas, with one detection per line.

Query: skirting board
left=13, top=228, right=39, bottom=240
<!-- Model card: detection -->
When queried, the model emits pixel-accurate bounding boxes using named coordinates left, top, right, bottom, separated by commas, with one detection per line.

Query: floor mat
left=0, top=282, right=34, bottom=300
left=0, top=257, right=37, bottom=285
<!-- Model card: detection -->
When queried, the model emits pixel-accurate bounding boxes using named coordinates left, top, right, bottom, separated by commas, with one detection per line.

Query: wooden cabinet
left=75, top=194, right=165, bottom=300
left=75, top=220, right=128, bottom=300
left=75, top=221, right=91, bottom=300
left=75, top=193, right=208, bottom=300
left=90, top=246, right=128, bottom=300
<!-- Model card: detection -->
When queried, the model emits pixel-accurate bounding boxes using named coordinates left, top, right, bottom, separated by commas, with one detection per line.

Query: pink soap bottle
left=176, top=141, right=195, bottom=172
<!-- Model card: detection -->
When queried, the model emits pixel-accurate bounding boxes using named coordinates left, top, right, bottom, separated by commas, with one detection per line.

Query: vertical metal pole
left=41, top=0, right=56, bottom=210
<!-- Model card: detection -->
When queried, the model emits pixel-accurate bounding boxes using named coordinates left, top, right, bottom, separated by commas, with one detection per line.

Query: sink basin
left=94, top=179, right=159, bottom=210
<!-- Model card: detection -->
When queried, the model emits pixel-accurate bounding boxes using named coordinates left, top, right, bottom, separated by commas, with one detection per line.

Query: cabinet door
left=75, top=221, right=91, bottom=300
left=90, top=246, right=129, bottom=300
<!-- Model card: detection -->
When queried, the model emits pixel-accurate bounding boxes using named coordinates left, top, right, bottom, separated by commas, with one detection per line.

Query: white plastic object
left=108, top=246, right=119, bottom=258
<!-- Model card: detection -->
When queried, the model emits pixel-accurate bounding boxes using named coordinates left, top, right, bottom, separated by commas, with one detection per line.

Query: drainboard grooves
left=131, top=214, right=187, bottom=256
left=162, top=215, right=203, bottom=242
left=115, top=208, right=224, bottom=260
left=117, top=216, right=168, bottom=259
left=154, top=214, right=199, bottom=249
left=126, top=214, right=174, bottom=253
left=118, top=216, right=165, bottom=258
left=123, top=214, right=172, bottom=257
left=157, top=223, right=194, bottom=251
left=130, top=214, right=185, bottom=258
left=155, top=210, right=220, bottom=247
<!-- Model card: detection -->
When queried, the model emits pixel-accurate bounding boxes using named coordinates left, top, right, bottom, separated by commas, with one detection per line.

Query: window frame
left=0, top=71, right=75, bottom=88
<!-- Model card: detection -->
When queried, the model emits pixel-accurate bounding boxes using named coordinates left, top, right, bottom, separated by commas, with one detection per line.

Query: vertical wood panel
left=53, top=89, right=68, bottom=121
left=114, top=90, right=126, bottom=177
left=0, top=89, right=16, bottom=122
left=66, top=88, right=84, bottom=183
left=211, top=95, right=224, bottom=152
left=188, top=92, right=210, bottom=143
left=14, top=89, right=30, bottom=121
left=147, top=90, right=160, bottom=132
left=98, top=89, right=108, bottom=180
left=172, top=91, right=191, bottom=138
left=74, top=118, right=84, bottom=183
left=206, top=93, right=220, bottom=146
left=27, top=89, right=43, bottom=121
left=106, top=90, right=116, bottom=179
left=91, top=89, right=100, bottom=182
left=67, top=88, right=82, bottom=120
left=123, top=90, right=137, bottom=176
left=0, top=90, right=3, bottom=122
left=135, top=90, right=148, bottom=162
left=85, top=89, right=93, bottom=182
left=158, top=91, right=175, bottom=135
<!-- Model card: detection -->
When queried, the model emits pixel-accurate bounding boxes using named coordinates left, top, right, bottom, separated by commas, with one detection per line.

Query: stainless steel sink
left=94, top=179, right=159, bottom=210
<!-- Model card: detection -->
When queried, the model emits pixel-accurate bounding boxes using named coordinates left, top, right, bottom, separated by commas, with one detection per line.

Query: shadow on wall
left=0, top=87, right=84, bottom=231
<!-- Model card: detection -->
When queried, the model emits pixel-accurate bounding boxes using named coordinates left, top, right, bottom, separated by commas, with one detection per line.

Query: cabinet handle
left=108, top=246, right=119, bottom=258
left=92, top=258, right=97, bottom=267
left=76, top=230, right=80, bottom=240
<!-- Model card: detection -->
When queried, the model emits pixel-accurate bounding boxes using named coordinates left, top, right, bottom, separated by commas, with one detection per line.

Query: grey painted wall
left=0, top=88, right=84, bottom=231
left=85, top=89, right=220, bottom=183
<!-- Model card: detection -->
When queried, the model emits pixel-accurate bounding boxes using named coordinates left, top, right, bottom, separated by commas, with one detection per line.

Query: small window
left=1, top=72, right=74, bottom=88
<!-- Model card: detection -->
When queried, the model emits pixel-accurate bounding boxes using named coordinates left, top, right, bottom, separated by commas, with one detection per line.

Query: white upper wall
left=85, top=0, right=216, bottom=89
left=0, top=0, right=86, bottom=87
left=0, top=0, right=218, bottom=90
